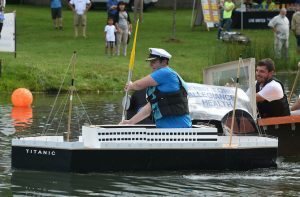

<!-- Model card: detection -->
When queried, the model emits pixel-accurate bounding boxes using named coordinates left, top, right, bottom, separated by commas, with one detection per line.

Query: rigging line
left=42, top=53, right=75, bottom=134
left=256, top=110, right=267, bottom=136
left=75, top=91, right=92, bottom=125
left=74, top=103, right=81, bottom=135
left=74, top=101, right=85, bottom=135
left=55, top=91, right=70, bottom=136
left=42, top=92, right=69, bottom=135
left=71, top=92, right=82, bottom=134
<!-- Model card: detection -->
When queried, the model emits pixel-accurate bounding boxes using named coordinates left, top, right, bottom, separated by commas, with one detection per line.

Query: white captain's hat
left=146, top=48, right=172, bottom=61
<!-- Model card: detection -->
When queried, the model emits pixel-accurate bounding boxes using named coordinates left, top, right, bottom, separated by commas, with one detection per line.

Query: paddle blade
left=122, top=95, right=131, bottom=110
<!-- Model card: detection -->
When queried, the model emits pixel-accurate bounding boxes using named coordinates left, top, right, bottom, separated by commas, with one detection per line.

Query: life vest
left=256, top=78, right=290, bottom=118
left=146, top=76, right=189, bottom=121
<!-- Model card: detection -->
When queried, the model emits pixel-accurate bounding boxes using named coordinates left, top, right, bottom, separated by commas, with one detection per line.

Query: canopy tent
left=191, top=0, right=203, bottom=27
left=0, top=0, right=6, bottom=7
left=191, top=0, right=220, bottom=30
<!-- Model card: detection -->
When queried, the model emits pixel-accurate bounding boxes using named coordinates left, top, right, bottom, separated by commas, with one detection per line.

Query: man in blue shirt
left=107, top=0, right=119, bottom=22
left=120, top=48, right=192, bottom=128
left=50, top=0, right=63, bottom=30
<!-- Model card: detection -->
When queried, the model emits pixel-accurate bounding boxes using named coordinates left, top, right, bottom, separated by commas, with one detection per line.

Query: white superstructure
left=12, top=125, right=278, bottom=150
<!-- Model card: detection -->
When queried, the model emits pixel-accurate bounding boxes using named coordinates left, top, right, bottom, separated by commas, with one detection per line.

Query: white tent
left=191, top=0, right=203, bottom=28
left=0, top=12, right=16, bottom=54
left=1, top=0, right=6, bottom=7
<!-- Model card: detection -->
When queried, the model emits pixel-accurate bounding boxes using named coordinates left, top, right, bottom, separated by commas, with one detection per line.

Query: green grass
left=0, top=5, right=299, bottom=92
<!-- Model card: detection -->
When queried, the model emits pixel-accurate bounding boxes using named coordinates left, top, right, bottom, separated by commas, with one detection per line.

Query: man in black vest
left=256, top=58, right=290, bottom=118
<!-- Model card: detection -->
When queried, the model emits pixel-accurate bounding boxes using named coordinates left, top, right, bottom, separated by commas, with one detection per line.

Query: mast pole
left=67, top=51, right=76, bottom=141
left=228, top=55, right=242, bottom=146
left=288, top=62, right=300, bottom=103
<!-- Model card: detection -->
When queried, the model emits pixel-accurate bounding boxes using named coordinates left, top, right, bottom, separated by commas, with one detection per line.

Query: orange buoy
left=11, top=88, right=33, bottom=107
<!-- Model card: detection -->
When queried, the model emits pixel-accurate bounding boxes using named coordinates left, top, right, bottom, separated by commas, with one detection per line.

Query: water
left=1, top=75, right=300, bottom=196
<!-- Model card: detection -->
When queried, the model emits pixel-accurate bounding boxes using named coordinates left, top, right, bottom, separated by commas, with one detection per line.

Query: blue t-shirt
left=107, top=0, right=119, bottom=15
left=150, top=67, right=192, bottom=128
left=0, top=12, right=4, bottom=22
left=51, top=0, right=62, bottom=8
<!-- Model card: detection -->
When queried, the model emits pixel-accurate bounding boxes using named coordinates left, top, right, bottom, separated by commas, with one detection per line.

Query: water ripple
left=0, top=93, right=299, bottom=196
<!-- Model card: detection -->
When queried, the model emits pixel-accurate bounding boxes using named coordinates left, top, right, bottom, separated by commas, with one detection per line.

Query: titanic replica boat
left=194, top=58, right=300, bottom=157
left=11, top=55, right=278, bottom=173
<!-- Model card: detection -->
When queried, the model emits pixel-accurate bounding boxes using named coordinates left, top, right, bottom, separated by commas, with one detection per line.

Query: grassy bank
left=0, top=5, right=299, bottom=92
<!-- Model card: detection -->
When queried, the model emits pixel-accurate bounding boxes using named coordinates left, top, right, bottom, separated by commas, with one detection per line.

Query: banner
left=201, top=0, right=220, bottom=27
left=187, top=83, right=252, bottom=121
left=0, top=12, right=16, bottom=53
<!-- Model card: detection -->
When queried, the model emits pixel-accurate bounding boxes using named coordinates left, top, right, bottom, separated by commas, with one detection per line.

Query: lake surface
left=1, top=74, right=300, bottom=196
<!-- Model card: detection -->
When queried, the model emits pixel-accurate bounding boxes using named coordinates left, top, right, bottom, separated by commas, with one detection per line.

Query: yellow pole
left=122, top=19, right=140, bottom=121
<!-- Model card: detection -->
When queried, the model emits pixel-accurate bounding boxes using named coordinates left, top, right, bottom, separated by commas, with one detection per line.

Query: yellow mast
left=122, top=19, right=140, bottom=121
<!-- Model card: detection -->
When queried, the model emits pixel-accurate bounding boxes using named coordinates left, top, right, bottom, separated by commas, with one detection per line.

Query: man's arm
left=224, top=4, right=234, bottom=11
left=107, top=0, right=117, bottom=11
left=86, top=1, right=92, bottom=13
left=257, top=81, right=284, bottom=103
left=268, top=17, right=276, bottom=30
left=120, top=102, right=151, bottom=125
left=256, top=93, right=266, bottom=102
left=126, top=75, right=158, bottom=91
left=291, top=99, right=300, bottom=111
left=68, top=1, right=75, bottom=12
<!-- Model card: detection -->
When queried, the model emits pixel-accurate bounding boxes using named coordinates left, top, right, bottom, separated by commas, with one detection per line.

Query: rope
left=75, top=91, right=92, bottom=125
left=42, top=53, right=75, bottom=135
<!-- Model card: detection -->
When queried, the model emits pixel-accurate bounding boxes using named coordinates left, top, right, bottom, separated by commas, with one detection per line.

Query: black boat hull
left=262, top=123, right=300, bottom=157
left=12, top=146, right=277, bottom=173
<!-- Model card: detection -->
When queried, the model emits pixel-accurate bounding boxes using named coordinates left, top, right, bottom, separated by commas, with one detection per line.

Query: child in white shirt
left=104, top=17, right=117, bottom=56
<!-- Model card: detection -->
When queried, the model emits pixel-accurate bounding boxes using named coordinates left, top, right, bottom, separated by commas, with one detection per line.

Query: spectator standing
left=0, top=6, right=3, bottom=39
left=68, top=0, right=92, bottom=38
left=134, top=0, right=143, bottom=23
left=50, top=0, right=63, bottom=30
left=260, top=0, right=276, bottom=11
left=107, top=0, right=119, bottom=22
left=268, top=8, right=290, bottom=59
left=217, top=0, right=235, bottom=39
left=244, top=0, right=253, bottom=10
left=218, top=0, right=224, bottom=20
left=115, top=1, right=132, bottom=56
left=292, top=4, right=300, bottom=55
left=104, top=17, right=117, bottom=56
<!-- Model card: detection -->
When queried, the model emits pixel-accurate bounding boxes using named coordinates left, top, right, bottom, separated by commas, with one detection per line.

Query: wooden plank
left=258, top=115, right=300, bottom=126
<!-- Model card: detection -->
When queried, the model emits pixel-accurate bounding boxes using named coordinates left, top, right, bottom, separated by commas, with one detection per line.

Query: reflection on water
left=0, top=75, right=299, bottom=196
left=11, top=107, right=33, bottom=132
left=9, top=160, right=300, bottom=196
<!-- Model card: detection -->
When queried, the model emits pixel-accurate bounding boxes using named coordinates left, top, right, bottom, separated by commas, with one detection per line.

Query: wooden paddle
left=122, top=19, right=140, bottom=122
left=288, top=62, right=300, bottom=104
